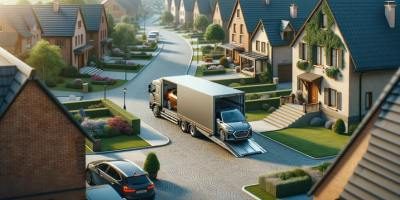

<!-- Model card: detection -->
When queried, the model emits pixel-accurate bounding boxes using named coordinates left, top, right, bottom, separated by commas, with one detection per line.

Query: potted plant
left=144, top=152, right=160, bottom=180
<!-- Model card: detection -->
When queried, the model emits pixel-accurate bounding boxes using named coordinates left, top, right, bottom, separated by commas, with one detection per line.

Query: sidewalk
left=139, top=122, right=170, bottom=146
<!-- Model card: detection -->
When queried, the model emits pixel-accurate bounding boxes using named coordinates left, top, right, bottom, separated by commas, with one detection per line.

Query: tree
left=143, top=152, right=160, bottom=180
left=111, top=23, right=137, bottom=50
left=205, top=24, right=225, bottom=45
left=121, top=15, right=135, bottom=24
left=160, top=11, right=174, bottom=25
left=60, top=0, right=86, bottom=4
left=16, top=0, right=31, bottom=5
left=107, top=14, right=115, bottom=35
left=26, top=40, right=65, bottom=81
left=194, top=15, right=210, bottom=32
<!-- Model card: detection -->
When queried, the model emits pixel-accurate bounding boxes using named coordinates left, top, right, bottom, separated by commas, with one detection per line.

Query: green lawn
left=52, top=77, right=127, bottom=92
left=246, top=110, right=269, bottom=122
left=100, top=135, right=150, bottom=151
left=263, top=127, right=350, bottom=158
left=244, top=185, right=275, bottom=200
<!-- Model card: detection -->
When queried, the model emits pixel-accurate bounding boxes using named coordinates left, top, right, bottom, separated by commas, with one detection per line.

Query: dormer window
left=320, top=11, right=328, bottom=29
left=236, top=9, right=240, bottom=18
left=282, top=30, right=294, bottom=41
left=280, top=20, right=293, bottom=41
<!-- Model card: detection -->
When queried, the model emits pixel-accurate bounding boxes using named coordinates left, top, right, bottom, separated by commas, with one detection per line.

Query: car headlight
left=227, top=128, right=234, bottom=133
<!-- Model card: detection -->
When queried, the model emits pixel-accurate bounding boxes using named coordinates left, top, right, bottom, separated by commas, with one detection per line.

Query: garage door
left=278, top=64, right=292, bottom=82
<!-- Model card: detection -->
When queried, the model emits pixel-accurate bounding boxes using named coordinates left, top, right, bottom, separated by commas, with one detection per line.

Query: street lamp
left=123, top=87, right=127, bottom=110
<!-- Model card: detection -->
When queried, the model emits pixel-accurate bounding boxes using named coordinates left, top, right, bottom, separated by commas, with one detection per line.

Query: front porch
left=219, top=43, right=244, bottom=65
left=74, top=44, right=94, bottom=68
left=239, top=51, right=269, bottom=78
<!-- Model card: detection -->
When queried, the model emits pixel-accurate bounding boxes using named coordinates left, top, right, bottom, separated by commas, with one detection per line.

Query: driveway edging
left=242, top=184, right=262, bottom=200
left=255, top=132, right=336, bottom=160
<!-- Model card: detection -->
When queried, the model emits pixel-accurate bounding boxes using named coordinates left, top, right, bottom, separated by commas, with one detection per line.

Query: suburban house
left=244, top=0, right=318, bottom=80
left=212, top=0, right=235, bottom=42
left=33, top=2, right=93, bottom=68
left=81, top=4, right=111, bottom=60
left=178, top=0, right=195, bottom=26
left=165, top=0, right=171, bottom=12
left=0, top=5, right=42, bottom=57
left=0, top=47, right=96, bottom=199
left=171, top=0, right=181, bottom=24
left=193, top=0, right=216, bottom=22
left=309, top=68, right=400, bottom=200
left=101, top=0, right=142, bottom=22
left=287, top=0, right=400, bottom=128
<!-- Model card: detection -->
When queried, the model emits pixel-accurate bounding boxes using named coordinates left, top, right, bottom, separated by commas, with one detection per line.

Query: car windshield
left=126, top=175, right=150, bottom=185
left=221, top=109, right=245, bottom=123
left=148, top=34, right=156, bottom=38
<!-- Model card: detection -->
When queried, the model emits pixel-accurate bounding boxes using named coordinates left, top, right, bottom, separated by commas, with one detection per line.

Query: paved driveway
left=75, top=24, right=330, bottom=199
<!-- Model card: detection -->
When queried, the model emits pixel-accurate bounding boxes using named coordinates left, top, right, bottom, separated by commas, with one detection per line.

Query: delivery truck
left=148, top=75, right=265, bottom=157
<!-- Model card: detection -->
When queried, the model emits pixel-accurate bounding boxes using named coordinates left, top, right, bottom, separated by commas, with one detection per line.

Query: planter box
left=259, top=175, right=312, bottom=198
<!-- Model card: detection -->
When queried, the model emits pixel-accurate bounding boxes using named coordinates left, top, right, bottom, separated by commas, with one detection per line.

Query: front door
left=309, top=82, right=319, bottom=104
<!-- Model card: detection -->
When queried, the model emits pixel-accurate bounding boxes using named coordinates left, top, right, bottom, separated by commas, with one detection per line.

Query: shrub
left=107, top=116, right=133, bottom=135
left=88, top=103, right=105, bottom=109
left=246, top=93, right=261, bottom=100
left=278, top=169, right=308, bottom=180
left=91, top=75, right=116, bottom=85
left=45, top=79, right=56, bottom=87
left=102, top=99, right=140, bottom=134
left=325, top=67, right=340, bottom=79
left=73, top=113, right=83, bottom=123
left=229, top=82, right=241, bottom=87
left=297, top=60, right=309, bottom=71
left=66, top=79, right=83, bottom=89
left=144, top=152, right=160, bottom=180
left=219, top=56, right=229, bottom=67
left=63, top=100, right=103, bottom=110
left=333, top=118, right=346, bottom=134
left=81, top=118, right=107, bottom=138
left=60, top=66, right=81, bottom=78
left=103, top=124, right=121, bottom=137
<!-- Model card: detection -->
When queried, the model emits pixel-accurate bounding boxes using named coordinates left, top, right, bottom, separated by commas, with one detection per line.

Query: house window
left=316, top=46, right=323, bottom=65
left=299, top=42, right=307, bottom=60
left=256, top=41, right=260, bottom=51
left=237, top=9, right=240, bottom=18
left=320, top=12, right=328, bottom=29
left=324, top=88, right=342, bottom=110
left=329, top=48, right=343, bottom=67
left=81, top=34, right=83, bottom=44
left=78, top=20, right=82, bottom=29
left=233, top=24, right=236, bottom=33
left=75, top=36, right=77, bottom=46
left=282, top=31, right=293, bottom=41
left=365, top=92, right=373, bottom=110
left=232, top=34, right=235, bottom=42
left=261, top=42, right=266, bottom=53
left=239, top=35, right=243, bottom=43
left=240, top=24, right=243, bottom=34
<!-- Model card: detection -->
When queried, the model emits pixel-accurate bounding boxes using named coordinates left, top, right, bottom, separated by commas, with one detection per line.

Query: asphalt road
left=85, top=25, right=329, bottom=199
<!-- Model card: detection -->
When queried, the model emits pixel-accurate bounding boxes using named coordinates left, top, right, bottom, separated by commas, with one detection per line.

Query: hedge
left=245, top=97, right=280, bottom=111
left=100, top=63, right=142, bottom=71
left=63, top=99, right=103, bottom=110
left=234, top=83, right=277, bottom=93
left=259, top=175, right=312, bottom=198
left=246, top=89, right=292, bottom=99
left=70, top=107, right=112, bottom=118
left=102, top=99, right=141, bottom=134
left=130, top=54, right=152, bottom=59
left=201, top=69, right=226, bottom=76
left=212, top=77, right=259, bottom=86
left=91, top=80, right=117, bottom=85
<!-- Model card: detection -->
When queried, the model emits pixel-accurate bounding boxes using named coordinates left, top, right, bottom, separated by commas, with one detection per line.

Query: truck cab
left=216, top=108, right=252, bottom=141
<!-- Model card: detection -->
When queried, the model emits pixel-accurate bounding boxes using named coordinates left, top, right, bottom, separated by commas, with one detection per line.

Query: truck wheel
left=189, top=124, right=199, bottom=137
left=219, top=129, right=225, bottom=141
left=180, top=121, right=188, bottom=133
left=152, top=106, right=161, bottom=117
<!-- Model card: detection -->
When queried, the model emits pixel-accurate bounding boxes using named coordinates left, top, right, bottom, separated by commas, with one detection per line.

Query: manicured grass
left=244, top=185, right=276, bottom=200
left=263, top=127, right=350, bottom=158
left=246, top=110, right=269, bottom=122
left=100, top=135, right=150, bottom=151
left=52, top=77, right=127, bottom=92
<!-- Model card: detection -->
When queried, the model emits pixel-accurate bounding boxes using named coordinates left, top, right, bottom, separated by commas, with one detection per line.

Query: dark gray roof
left=195, top=0, right=215, bottom=16
left=327, top=0, right=400, bottom=71
left=33, top=5, right=81, bottom=37
left=182, top=0, right=194, bottom=12
left=216, top=0, right=235, bottom=23
left=81, top=4, right=105, bottom=32
left=0, top=5, right=38, bottom=38
left=309, top=68, right=400, bottom=198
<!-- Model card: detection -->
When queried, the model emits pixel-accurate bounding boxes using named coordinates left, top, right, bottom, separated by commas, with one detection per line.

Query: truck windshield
left=221, top=109, right=245, bottom=123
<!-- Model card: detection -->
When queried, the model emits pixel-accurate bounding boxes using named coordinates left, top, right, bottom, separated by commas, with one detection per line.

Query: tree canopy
left=193, top=15, right=210, bottom=32
left=111, top=23, right=137, bottom=50
left=205, top=24, right=225, bottom=43
left=160, top=11, right=174, bottom=25
left=26, top=40, right=65, bottom=81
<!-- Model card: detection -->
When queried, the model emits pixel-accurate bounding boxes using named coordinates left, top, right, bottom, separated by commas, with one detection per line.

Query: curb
left=172, top=30, right=194, bottom=75
left=242, top=184, right=262, bottom=200
left=254, top=132, right=337, bottom=160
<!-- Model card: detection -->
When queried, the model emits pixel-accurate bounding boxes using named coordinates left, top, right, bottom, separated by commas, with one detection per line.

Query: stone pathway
left=250, top=120, right=281, bottom=133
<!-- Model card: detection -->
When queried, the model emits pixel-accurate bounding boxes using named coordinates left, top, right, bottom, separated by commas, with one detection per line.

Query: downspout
left=358, top=72, right=363, bottom=121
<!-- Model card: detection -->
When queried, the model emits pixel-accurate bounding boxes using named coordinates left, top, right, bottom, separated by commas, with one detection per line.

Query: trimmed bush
left=64, top=99, right=102, bottom=110
left=246, top=97, right=280, bottom=111
left=100, top=63, right=142, bottom=71
left=102, top=99, right=140, bottom=134
left=70, top=108, right=112, bottom=119
left=66, top=79, right=83, bottom=89
left=234, top=83, right=277, bottom=93
left=333, top=118, right=346, bottom=134
left=144, top=152, right=160, bottom=180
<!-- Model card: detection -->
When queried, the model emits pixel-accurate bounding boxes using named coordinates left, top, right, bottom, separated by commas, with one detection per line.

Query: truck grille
left=234, top=131, right=249, bottom=138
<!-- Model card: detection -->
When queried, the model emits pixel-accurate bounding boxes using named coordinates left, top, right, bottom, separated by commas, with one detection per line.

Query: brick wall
left=0, top=81, right=86, bottom=199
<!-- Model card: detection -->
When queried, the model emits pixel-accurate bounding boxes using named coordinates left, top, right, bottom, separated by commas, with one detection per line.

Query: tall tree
left=205, top=24, right=225, bottom=45
left=111, top=23, right=137, bottom=50
left=16, top=0, right=31, bottom=5
left=194, top=15, right=210, bottom=32
left=160, top=11, right=173, bottom=25
left=107, top=14, right=115, bottom=35
left=26, top=40, right=65, bottom=81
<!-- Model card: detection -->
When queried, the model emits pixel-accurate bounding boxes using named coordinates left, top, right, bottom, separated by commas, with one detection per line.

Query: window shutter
left=299, top=43, right=303, bottom=59
left=337, top=92, right=342, bottom=110
left=324, top=88, right=329, bottom=105
left=338, top=49, right=343, bottom=68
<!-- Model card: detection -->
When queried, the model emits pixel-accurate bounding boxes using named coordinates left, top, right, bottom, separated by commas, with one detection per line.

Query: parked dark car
left=86, top=184, right=125, bottom=200
left=86, top=160, right=155, bottom=200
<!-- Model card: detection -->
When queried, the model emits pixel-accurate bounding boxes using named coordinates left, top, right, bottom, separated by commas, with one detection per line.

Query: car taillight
left=122, top=185, right=136, bottom=193
left=147, top=183, right=155, bottom=190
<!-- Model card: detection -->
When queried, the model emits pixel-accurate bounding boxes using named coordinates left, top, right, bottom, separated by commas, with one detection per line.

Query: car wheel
left=219, top=129, right=225, bottom=141
left=86, top=170, right=94, bottom=186
left=152, top=106, right=160, bottom=117
left=189, top=124, right=199, bottom=137
left=180, top=121, right=188, bottom=133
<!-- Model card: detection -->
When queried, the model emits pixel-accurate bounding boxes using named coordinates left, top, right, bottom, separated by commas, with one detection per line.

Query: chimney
left=265, top=0, right=271, bottom=5
left=385, top=0, right=396, bottom=28
left=290, top=3, right=298, bottom=18
left=53, top=0, right=60, bottom=13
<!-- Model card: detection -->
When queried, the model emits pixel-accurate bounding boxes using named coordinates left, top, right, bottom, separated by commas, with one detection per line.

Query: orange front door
left=309, top=83, right=319, bottom=104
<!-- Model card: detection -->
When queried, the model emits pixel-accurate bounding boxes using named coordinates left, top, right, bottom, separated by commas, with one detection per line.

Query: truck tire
left=189, top=124, right=200, bottom=137
left=180, top=121, right=189, bottom=133
left=152, top=106, right=161, bottom=117
left=219, top=129, right=226, bottom=141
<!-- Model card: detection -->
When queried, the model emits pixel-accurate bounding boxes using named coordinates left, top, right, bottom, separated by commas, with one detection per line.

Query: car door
left=95, top=163, right=111, bottom=185
left=104, top=166, right=123, bottom=192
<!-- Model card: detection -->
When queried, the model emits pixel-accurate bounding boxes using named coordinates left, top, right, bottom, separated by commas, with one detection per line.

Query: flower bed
left=91, top=75, right=116, bottom=85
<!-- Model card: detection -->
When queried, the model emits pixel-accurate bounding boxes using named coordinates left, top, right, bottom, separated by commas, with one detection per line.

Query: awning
left=239, top=51, right=268, bottom=61
left=74, top=44, right=94, bottom=55
left=101, top=38, right=113, bottom=46
left=219, top=43, right=245, bottom=51
left=297, top=72, right=322, bottom=83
